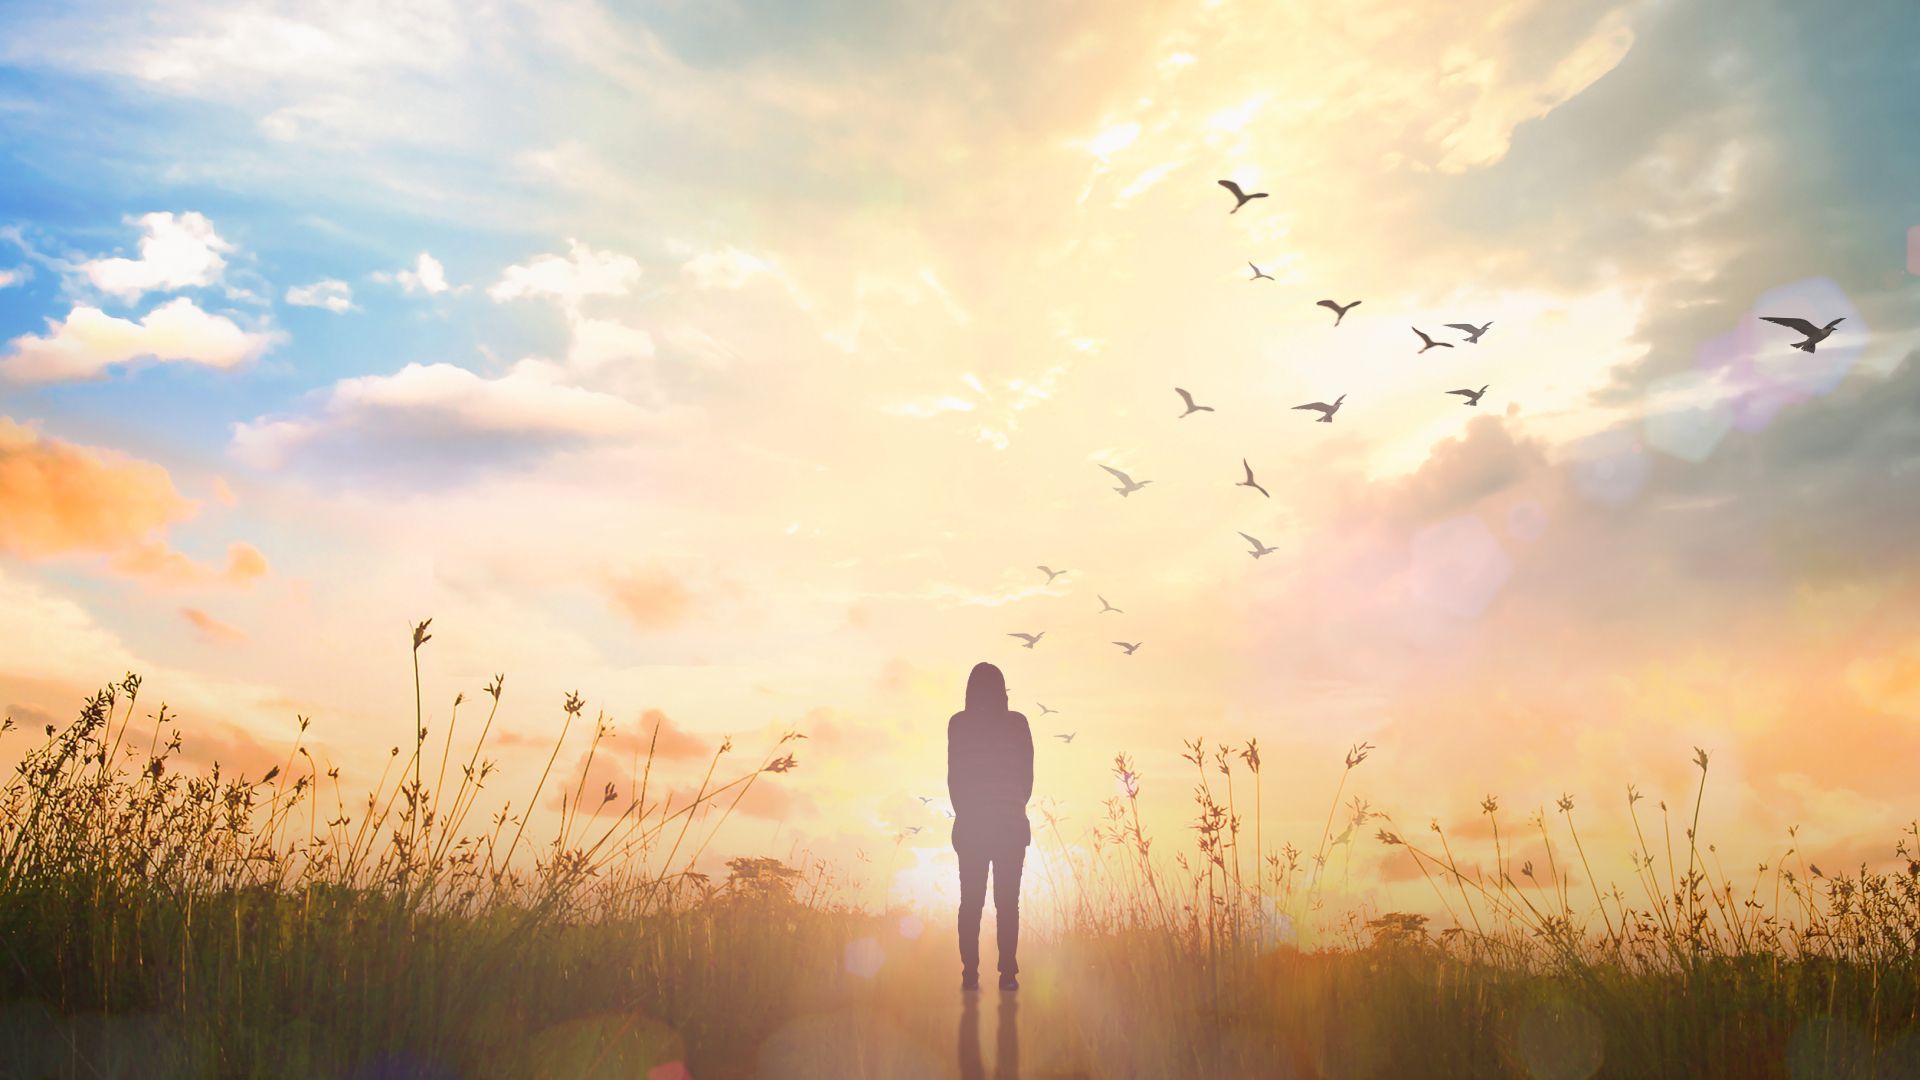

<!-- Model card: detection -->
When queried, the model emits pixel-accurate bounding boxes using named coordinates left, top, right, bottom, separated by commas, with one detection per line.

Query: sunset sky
left=3, top=0, right=1918, bottom=917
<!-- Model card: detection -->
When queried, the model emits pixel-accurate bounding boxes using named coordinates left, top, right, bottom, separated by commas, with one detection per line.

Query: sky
left=2, top=0, right=1918, bottom=919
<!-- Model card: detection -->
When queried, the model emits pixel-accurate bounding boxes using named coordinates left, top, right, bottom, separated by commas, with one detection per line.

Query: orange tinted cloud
left=3, top=701, right=57, bottom=732
left=735, top=778, right=805, bottom=821
left=108, top=539, right=269, bottom=587
left=181, top=607, right=246, bottom=643
left=1845, top=639, right=1920, bottom=721
left=170, top=718, right=283, bottom=779
left=498, top=709, right=708, bottom=761
left=606, top=566, right=693, bottom=629
left=0, top=419, right=266, bottom=586
left=0, top=417, right=193, bottom=556
left=631, top=708, right=709, bottom=761
left=666, top=777, right=806, bottom=823
left=545, top=750, right=636, bottom=814
left=225, top=542, right=268, bottom=581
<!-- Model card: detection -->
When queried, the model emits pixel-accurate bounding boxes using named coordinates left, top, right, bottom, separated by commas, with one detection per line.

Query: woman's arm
left=947, top=714, right=974, bottom=814
left=1016, top=715, right=1034, bottom=805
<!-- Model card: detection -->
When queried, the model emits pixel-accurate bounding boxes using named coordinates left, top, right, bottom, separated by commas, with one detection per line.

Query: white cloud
left=0, top=564, right=140, bottom=684
left=1082, top=121, right=1141, bottom=161
left=1207, top=95, right=1268, bottom=135
left=230, top=358, right=653, bottom=467
left=0, top=266, right=27, bottom=289
left=374, top=252, right=454, bottom=295
left=681, top=246, right=772, bottom=290
left=567, top=315, right=656, bottom=373
left=1431, top=10, right=1636, bottom=174
left=1, top=297, right=283, bottom=383
left=489, top=240, right=640, bottom=310
left=1115, top=159, right=1185, bottom=206
left=284, top=278, right=354, bottom=312
left=80, top=211, right=232, bottom=301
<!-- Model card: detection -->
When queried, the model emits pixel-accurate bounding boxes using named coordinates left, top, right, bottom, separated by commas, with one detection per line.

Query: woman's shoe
left=998, top=974, right=1019, bottom=992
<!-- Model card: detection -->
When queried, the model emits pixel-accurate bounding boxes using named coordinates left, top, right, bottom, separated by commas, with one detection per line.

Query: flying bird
left=1237, top=458, right=1270, bottom=498
left=1248, top=262, right=1274, bottom=281
left=1446, top=321, right=1493, bottom=344
left=918, top=796, right=935, bottom=806
left=1175, top=387, right=1215, bottom=417
left=1217, top=179, right=1269, bottom=213
left=1238, top=532, right=1278, bottom=558
left=1054, top=733, right=1077, bottom=743
left=1759, top=315, right=1846, bottom=353
left=1008, top=632, right=1045, bottom=649
left=1100, top=464, right=1153, bottom=497
left=1037, top=702, right=1058, bottom=715
left=1316, top=299, right=1361, bottom=326
left=1413, top=327, right=1454, bottom=354
left=1447, top=385, right=1489, bottom=406
left=903, top=825, right=924, bottom=836
left=1037, top=565, right=1067, bottom=585
left=1097, top=595, right=1122, bottom=614
left=1112, top=641, right=1142, bottom=655
left=1292, top=394, right=1345, bottom=423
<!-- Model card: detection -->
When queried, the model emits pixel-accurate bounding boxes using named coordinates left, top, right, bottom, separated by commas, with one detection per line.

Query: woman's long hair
left=963, top=661, right=1008, bottom=716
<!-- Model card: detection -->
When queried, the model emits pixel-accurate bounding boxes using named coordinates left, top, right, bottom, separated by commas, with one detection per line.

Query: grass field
left=4, top=650, right=1919, bottom=1077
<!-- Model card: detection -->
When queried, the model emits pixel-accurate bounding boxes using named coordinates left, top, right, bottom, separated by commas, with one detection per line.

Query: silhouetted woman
left=947, top=661, right=1034, bottom=992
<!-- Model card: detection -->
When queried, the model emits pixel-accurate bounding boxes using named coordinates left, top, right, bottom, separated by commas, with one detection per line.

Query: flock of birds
left=924, top=175, right=1849, bottom=795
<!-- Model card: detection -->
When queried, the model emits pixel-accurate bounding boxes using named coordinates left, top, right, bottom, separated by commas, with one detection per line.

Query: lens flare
left=1748, top=277, right=1865, bottom=400
left=843, top=936, right=886, bottom=979
left=1408, top=515, right=1512, bottom=620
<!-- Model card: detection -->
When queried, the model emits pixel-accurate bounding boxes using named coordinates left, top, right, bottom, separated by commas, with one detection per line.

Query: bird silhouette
left=1054, top=733, right=1076, bottom=743
left=1316, top=299, right=1361, bottom=326
left=1097, top=595, right=1122, bottom=614
left=1100, top=464, right=1153, bottom=496
left=1237, top=458, right=1270, bottom=498
left=1447, top=385, right=1489, bottom=406
left=943, top=809, right=956, bottom=819
left=1248, top=262, right=1274, bottom=281
left=1413, top=327, right=1454, bottom=354
left=918, top=795, right=935, bottom=806
left=1759, top=315, right=1845, bottom=353
left=1175, top=387, right=1215, bottom=417
left=1446, top=321, right=1493, bottom=344
left=1037, top=565, right=1067, bottom=584
left=1037, top=702, right=1058, bottom=715
left=1238, top=532, right=1278, bottom=558
left=1008, top=632, right=1045, bottom=649
left=1292, top=394, right=1345, bottom=423
left=1112, top=641, right=1142, bottom=655
left=1217, top=179, right=1269, bottom=213
left=903, top=825, right=924, bottom=836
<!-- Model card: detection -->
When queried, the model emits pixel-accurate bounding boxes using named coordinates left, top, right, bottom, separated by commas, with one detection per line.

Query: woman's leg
left=990, top=845, right=1026, bottom=975
left=957, top=845, right=990, bottom=977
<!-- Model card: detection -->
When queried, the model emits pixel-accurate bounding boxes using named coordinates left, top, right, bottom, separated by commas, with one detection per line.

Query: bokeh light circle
left=843, top=936, right=885, bottom=979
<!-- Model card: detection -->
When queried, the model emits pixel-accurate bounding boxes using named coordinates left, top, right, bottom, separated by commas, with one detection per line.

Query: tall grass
left=1037, top=734, right=1920, bottom=1076
left=3, top=638, right=1919, bottom=1076
left=0, top=640, right=819, bottom=1076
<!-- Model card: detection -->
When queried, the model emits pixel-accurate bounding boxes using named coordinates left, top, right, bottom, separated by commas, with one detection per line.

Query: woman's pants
left=957, top=843, right=1025, bottom=975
